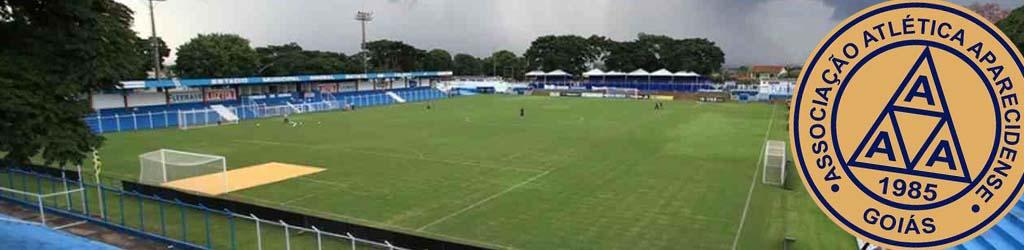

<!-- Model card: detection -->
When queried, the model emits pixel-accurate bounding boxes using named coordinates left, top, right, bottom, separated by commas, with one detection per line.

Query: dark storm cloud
left=820, top=0, right=878, bottom=19
left=117, top=0, right=1021, bottom=68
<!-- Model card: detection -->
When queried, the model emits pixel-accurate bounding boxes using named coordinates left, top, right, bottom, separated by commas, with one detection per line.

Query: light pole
left=355, top=11, right=373, bottom=90
left=148, top=0, right=165, bottom=80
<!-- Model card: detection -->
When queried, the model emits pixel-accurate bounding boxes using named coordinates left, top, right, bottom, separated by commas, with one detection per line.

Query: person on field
left=520, top=107, right=525, bottom=118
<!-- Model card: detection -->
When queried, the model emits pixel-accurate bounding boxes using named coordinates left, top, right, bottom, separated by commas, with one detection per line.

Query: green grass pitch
left=82, top=95, right=853, bottom=249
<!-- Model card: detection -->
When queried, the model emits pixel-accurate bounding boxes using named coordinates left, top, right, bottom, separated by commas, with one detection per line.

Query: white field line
left=232, top=139, right=546, bottom=173
left=731, top=104, right=778, bottom=250
left=279, top=188, right=333, bottom=206
left=416, top=169, right=552, bottom=231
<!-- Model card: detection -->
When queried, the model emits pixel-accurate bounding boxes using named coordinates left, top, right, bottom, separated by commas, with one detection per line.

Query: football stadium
left=3, top=1, right=1024, bottom=250
left=0, top=70, right=856, bottom=250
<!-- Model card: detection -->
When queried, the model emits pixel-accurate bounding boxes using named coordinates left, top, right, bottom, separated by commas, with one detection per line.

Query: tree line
left=167, top=33, right=726, bottom=80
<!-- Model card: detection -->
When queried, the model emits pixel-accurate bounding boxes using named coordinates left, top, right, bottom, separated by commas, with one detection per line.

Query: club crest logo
left=790, top=1, right=1024, bottom=249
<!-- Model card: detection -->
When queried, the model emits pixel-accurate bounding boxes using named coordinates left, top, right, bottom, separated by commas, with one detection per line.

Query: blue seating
left=85, top=87, right=449, bottom=133
left=0, top=214, right=117, bottom=250
left=953, top=195, right=1024, bottom=250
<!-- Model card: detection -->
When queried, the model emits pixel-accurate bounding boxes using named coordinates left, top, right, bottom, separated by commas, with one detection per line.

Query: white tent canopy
left=525, top=70, right=545, bottom=77
left=582, top=69, right=605, bottom=77
left=545, top=69, right=571, bottom=76
left=627, top=69, right=650, bottom=76
left=650, top=69, right=674, bottom=76
left=674, top=71, right=700, bottom=77
left=604, top=70, right=625, bottom=75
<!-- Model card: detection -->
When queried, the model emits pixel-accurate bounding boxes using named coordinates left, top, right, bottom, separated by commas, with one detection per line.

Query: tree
left=524, top=35, right=602, bottom=75
left=482, top=50, right=526, bottom=79
left=998, top=5, right=1024, bottom=54
left=453, top=54, right=483, bottom=76
left=604, top=40, right=659, bottom=72
left=605, top=34, right=725, bottom=75
left=365, top=40, right=426, bottom=72
left=0, top=0, right=142, bottom=165
left=134, top=36, right=170, bottom=79
left=673, top=38, right=725, bottom=75
left=255, top=43, right=351, bottom=76
left=422, top=49, right=453, bottom=71
left=175, top=33, right=259, bottom=78
left=969, top=2, right=1011, bottom=23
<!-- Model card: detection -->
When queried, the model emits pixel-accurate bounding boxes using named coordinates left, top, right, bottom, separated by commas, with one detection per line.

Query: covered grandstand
left=86, top=71, right=452, bottom=133
left=530, top=68, right=712, bottom=92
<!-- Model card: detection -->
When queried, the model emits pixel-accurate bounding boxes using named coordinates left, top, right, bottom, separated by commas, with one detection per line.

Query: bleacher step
left=385, top=91, right=407, bottom=103
left=209, top=105, right=239, bottom=122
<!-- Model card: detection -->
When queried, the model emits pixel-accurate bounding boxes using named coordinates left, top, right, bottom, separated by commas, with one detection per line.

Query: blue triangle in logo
left=847, top=47, right=971, bottom=183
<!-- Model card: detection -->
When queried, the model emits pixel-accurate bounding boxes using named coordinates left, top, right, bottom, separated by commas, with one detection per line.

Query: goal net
left=762, top=140, right=787, bottom=186
left=178, top=108, right=238, bottom=130
left=139, top=149, right=227, bottom=192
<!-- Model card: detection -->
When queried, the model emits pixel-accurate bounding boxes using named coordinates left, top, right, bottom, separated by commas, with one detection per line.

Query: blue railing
left=0, top=166, right=408, bottom=250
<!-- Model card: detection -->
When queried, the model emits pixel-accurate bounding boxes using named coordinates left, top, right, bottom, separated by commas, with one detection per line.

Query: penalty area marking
left=416, top=169, right=552, bottom=231
left=730, top=104, right=777, bottom=250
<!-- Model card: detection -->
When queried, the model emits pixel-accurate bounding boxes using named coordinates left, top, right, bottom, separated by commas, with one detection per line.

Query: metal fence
left=84, top=88, right=449, bottom=134
left=0, top=167, right=406, bottom=250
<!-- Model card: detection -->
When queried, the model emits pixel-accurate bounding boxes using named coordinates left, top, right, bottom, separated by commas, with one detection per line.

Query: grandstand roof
left=545, top=70, right=571, bottom=76
left=119, top=71, right=453, bottom=90
left=582, top=69, right=605, bottom=77
left=525, top=70, right=545, bottom=77
left=627, top=69, right=650, bottom=76
left=650, top=69, right=673, bottom=76
left=674, top=71, right=701, bottom=77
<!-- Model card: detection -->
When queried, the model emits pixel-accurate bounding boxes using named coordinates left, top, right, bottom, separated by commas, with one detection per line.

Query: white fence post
left=132, top=113, right=137, bottom=130
left=96, top=113, right=103, bottom=133
left=281, top=220, right=291, bottom=250
left=36, top=196, right=46, bottom=226
left=148, top=112, right=154, bottom=129
left=252, top=214, right=263, bottom=250
left=115, top=114, right=121, bottom=132
left=164, top=111, right=169, bottom=127
left=312, top=225, right=323, bottom=250
left=347, top=232, right=356, bottom=250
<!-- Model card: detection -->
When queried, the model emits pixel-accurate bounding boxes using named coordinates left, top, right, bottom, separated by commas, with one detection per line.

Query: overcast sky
left=115, top=0, right=1022, bottom=67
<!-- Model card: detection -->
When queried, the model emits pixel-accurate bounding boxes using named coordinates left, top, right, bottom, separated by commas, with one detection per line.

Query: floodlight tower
left=148, top=0, right=167, bottom=81
left=355, top=11, right=374, bottom=76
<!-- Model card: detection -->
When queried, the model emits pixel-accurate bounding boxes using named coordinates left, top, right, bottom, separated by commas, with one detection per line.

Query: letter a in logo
left=847, top=48, right=971, bottom=183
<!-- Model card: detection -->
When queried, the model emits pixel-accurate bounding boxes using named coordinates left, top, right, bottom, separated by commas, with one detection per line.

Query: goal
left=177, top=106, right=238, bottom=130
left=762, top=140, right=787, bottom=186
left=138, top=149, right=228, bottom=192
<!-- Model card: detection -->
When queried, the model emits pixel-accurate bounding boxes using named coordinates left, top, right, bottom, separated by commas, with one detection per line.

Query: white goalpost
left=138, top=149, right=228, bottom=192
left=762, top=140, right=787, bottom=186
left=178, top=107, right=239, bottom=130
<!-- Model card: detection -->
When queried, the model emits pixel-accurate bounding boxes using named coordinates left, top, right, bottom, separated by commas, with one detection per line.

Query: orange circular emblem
left=790, top=0, right=1024, bottom=248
